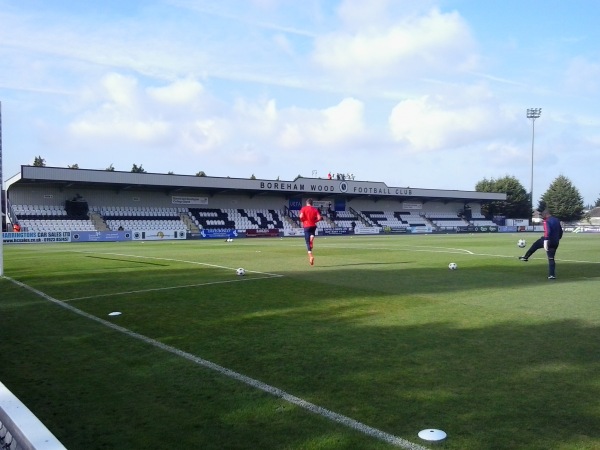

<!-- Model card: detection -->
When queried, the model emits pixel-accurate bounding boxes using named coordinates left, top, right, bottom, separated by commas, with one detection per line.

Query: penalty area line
left=6, top=277, right=428, bottom=450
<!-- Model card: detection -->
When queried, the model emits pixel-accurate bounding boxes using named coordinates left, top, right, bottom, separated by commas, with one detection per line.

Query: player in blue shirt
left=519, top=209, right=563, bottom=279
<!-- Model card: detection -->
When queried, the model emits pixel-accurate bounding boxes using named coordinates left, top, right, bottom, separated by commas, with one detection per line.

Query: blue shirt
left=543, top=215, right=563, bottom=245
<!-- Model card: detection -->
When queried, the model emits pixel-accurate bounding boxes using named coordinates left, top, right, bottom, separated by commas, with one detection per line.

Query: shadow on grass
left=14, top=260, right=597, bottom=303
left=179, top=305, right=600, bottom=450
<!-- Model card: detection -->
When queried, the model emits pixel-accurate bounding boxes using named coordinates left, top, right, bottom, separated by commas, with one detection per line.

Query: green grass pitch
left=1, top=233, right=600, bottom=450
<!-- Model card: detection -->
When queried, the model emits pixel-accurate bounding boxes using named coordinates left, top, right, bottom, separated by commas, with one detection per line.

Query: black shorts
left=304, top=226, right=317, bottom=237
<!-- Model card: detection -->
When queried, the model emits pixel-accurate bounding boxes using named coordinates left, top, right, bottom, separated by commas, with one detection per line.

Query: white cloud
left=225, top=143, right=270, bottom=169
left=312, top=7, right=478, bottom=83
left=69, top=119, right=171, bottom=144
left=233, top=98, right=278, bottom=137
left=277, top=97, right=366, bottom=149
left=388, top=84, right=509, bottom=151
left=101, top=73, right=140, bottom=110
left=336, top=0, right=397, bottom=29
left=148, top=78, right=205, bottom=105
left=64, top=75, right=369, bottom=166
left=336, top=0, right=439, bottom=30
left=66, top=74, right=223, bottom=152
left=485, top=142, right=528, bottom=168
left=180, top=119, right=229, bottom=153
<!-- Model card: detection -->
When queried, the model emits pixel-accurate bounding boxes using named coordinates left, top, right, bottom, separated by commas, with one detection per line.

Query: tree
left=131, top=164, right=146, bottom=173
left=595, top=195, right=600, bottom=207
left=475, top=175, right=530, bottom=218
left=540, top=175, right=584, bottom=222
left=68, top=163, right=79, bottom=169
left=195, top=171, right=206, bottom=177
left=536, top=199, right=547, bottom=214
left=250, top=174, right=256, bottom=180
left=33, top=156, right=46, bottom=167
left=167, top=171, right=174, bottom=175
left=105, top=164, right=115, bottom=171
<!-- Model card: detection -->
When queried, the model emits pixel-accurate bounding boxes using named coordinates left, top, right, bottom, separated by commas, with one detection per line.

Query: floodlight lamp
left=527, top=108, right=542, bottom=119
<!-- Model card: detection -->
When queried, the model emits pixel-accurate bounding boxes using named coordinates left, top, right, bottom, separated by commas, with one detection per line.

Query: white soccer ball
left=517, top=239, right=526, bottom=248
left=448, top=262, right=458, bottom=270
left=236, top=268, right=246, bottom=276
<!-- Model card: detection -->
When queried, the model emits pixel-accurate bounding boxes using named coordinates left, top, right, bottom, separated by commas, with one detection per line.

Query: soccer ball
left=517, top=239, right=526, bottom=248
left=448, top=262, right=458, bottom=270
left=236, top=268, right=246, bottom=276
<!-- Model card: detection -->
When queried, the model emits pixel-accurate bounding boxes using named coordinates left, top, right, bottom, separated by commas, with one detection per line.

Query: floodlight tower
left=526, top=108, right=541, bottom=217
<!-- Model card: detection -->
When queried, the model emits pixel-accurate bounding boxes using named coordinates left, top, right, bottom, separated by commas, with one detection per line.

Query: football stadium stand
left=8, top=203, right=502, bottom=234
left=4, top=166, right=506, bottom=237
left=424, top=212, right=471, bottom=230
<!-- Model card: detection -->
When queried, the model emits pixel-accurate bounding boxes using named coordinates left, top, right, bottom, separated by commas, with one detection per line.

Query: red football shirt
left=299, top=205, right=322, bottom=227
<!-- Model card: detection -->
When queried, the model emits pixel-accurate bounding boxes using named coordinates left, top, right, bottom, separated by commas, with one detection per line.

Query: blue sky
left=1, top=0, right=599, bottom=206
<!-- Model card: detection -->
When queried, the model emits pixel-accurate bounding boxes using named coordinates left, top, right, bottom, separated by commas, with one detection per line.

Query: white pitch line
left=447, top=251, right=600, bottom=264
left=409, top=248, right=474, bottom=255
left=553, top=257, right=600, bottom=264
left=76, top=250, right=283, bottom=277
left=63, top=251, right=283, bottom=301
left=6, top=276, right=429, bottom=450
left=311, top=244, right=600, bottom=264
left=63, top=275, right=279, bottom=302
left=313, top=243, right=476, bottom=254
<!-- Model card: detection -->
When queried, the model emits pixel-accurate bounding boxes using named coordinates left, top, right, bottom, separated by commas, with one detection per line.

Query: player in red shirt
left=299, top=198, right=322, bottom=265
